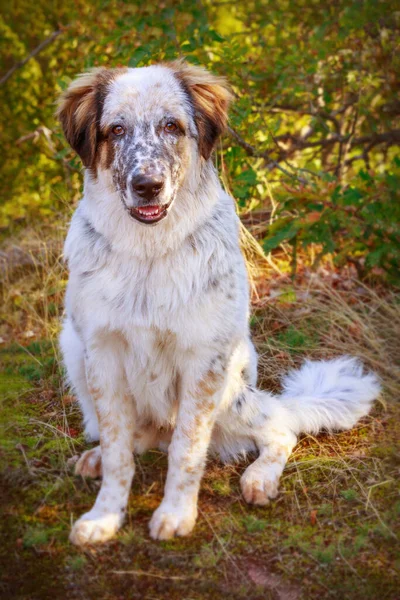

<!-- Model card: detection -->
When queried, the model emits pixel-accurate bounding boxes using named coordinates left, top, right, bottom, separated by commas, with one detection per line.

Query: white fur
left=60, top=65, right=381, bottom=545
left=280, top=356, right=381, bottom=434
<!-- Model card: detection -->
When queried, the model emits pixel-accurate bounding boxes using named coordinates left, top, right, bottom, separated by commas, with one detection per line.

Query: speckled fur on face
left=57, top=62, right=232, bottom=225
left=98, top=67, right=197, bottom=213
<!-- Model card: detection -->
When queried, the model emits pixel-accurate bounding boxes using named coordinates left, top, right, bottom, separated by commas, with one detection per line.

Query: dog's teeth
left=138, top=209, right=160, bottom=216
left=133, top=205, right=165, bottom=219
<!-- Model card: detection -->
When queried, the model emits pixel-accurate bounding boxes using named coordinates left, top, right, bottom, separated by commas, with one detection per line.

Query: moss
left=209, top=478, right=232, bottom=497
left=242, top=515, right=271, bottom=533
left=311, top=543, right=336, bottom=564
left=192, top=543, right=222, bottom=568
left=276, top=324, right=318, bottom=353
left=370, top=444, right=399, bottom=461
left=318, top=503, right=334, bottom=517
left=23, top=526, right=58, bottom=548
left=66, top=554, right=87, bottom=571
left=340, top=488, right=359, bottom=502
left=118, top=528, right=141, bottom=546
left=0, top=341, right=58, bottom=386
left=0, top=372, right=32, bottom=399
left=340, top=534, right=369, bottom=558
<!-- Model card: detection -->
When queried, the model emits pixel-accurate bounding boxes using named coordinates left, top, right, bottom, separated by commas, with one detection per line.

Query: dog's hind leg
left=216, top=387, right=297, bottom=505
left=239, top=419, right=297, bottom=506
left=60, top=318, right=99, bottom=442
left=218, top=357, right=380, bottom=505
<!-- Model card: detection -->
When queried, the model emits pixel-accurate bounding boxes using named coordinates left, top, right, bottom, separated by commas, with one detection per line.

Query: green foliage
left=242, top=515, right=270, bottom=533
left=264, top=166, right=400, bottom=281
left=23, top=527, right=50, bottom=548
left=1, top=0, right=399, bottom=280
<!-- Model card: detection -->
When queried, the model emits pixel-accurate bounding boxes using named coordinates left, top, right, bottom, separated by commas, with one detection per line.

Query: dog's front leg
left=70, top=334, right=135, bottom=546
left=149, top=359, right=225, bottom=540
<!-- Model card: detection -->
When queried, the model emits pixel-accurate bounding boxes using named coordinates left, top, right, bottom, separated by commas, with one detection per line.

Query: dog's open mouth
left=129, top=203, right=170, bottom=225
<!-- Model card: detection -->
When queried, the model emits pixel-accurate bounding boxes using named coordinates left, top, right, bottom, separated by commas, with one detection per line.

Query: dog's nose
left=131, top=175, right=164, bottom=201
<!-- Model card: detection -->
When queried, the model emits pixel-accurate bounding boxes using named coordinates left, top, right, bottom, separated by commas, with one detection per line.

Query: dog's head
left=57, top=61, right=232, bottom=225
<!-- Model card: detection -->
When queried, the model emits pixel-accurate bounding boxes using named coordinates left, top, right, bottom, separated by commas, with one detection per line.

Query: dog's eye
left=164, top=122, right=178, bottom=133
left=112, top=125, right=125, bottom=136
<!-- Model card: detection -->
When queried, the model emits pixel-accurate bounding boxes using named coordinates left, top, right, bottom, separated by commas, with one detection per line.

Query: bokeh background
left=1, top=0, right=399, bottom=280
left=1, top=2, right=399, bottom=599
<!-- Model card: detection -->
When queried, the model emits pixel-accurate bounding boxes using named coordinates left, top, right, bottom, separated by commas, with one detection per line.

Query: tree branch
left=227, top=123, right=400, bottom=180
left=227, top=126, right=265, bottom=158
left=0, top=29, right=63, bottom=86
left=227, top=126, right=308, bottom=183
left=275, top=129, right=400, bottom=152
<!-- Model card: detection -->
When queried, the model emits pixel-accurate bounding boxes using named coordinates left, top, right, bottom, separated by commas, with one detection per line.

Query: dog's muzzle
left=128, top=174, right=170, bottom=224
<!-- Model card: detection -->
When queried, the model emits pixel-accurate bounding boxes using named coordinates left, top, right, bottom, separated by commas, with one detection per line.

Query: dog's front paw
left=240, top=465, right=280, bottom=506
left=70, top=510, right=123, bottom=546
left=149, top=502, right=197, bottom=540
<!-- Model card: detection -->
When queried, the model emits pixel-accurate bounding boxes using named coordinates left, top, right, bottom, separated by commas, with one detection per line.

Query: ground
left=0, top=229, right=399, bottom=600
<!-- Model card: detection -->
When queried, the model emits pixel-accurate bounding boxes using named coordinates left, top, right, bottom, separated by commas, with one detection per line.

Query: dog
left=57, top=60, right=380, bottom=545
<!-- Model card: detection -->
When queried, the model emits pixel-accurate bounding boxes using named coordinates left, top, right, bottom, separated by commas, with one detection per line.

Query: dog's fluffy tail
left=279, top=356, right=381, bottom=435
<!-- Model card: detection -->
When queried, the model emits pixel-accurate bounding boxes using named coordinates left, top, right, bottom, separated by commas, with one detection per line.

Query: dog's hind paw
left=240, top=465, right=280, bottom=506
left=75, top=446, right=102, bottom=478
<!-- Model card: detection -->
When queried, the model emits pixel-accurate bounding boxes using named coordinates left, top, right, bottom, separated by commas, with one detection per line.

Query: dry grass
left=1, top=221, right=399, bottom=600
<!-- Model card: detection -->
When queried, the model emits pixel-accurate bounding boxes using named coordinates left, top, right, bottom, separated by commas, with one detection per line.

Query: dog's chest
left=123, top=326, right=180, bottom=425
left=91, top=247, right=234, bottom=424
left=95, top=242, right=225, bottom=334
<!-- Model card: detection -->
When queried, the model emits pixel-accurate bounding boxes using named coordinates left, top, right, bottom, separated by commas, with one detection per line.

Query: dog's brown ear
left=56, top=68, right=115, bottom=168
left=170, top=60, right=233, bottom=160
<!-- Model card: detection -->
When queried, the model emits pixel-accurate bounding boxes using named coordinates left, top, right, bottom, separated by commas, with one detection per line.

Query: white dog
left=58, top=61, right=380, bottom=545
